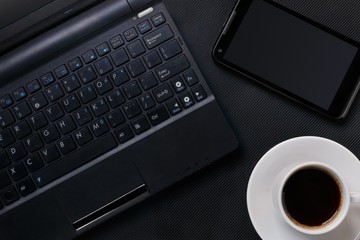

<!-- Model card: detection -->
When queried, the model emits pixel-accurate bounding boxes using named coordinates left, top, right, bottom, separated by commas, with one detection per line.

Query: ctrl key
left=1, top=186, right=19, bottom=205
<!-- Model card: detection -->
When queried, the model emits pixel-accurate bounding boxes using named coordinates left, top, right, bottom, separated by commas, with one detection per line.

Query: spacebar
left=33, top=134, right=117, bottom=187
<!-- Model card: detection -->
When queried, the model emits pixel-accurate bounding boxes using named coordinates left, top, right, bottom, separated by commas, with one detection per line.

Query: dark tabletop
left=78, top=0, right=360, bottom=239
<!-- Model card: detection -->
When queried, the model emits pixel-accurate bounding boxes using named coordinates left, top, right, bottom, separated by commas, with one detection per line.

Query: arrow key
left=191, top=85, right=207, bottom=102
left=166, top=98, right=182, bottom=116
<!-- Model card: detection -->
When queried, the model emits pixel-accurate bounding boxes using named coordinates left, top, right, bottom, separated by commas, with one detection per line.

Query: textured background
left=78, top=0, right=360, bottom=239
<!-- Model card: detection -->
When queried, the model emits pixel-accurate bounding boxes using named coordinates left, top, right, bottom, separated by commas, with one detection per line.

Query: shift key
left=155, top=55, right=190, bottom=82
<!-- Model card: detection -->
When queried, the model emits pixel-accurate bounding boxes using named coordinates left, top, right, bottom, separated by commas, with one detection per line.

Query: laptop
left=0, top=0, right=238, bottom=239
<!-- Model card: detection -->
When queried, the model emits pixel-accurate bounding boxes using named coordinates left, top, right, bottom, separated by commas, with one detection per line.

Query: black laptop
left=0, top=0, right=238, bottom=239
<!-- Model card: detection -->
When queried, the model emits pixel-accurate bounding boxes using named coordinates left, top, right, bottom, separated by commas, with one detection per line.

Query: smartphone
left=213, top=0, right=360, bottom=119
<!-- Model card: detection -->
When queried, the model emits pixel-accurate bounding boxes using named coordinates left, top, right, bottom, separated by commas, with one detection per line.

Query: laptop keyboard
left=0, top=12, right=208, bottom=207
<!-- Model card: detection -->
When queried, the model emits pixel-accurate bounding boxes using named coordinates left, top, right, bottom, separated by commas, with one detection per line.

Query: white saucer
left=247, top=136, right=360, bottom=240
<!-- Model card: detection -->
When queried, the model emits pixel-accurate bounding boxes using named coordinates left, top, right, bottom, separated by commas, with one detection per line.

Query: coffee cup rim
left=277, top=162, right=350, bottom=235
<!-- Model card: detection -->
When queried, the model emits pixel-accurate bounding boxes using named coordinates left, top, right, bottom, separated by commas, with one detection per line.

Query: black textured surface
left=78, top=0, right=360, bottom=239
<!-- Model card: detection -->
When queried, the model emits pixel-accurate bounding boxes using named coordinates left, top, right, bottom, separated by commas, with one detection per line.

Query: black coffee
left=282, top=168, right=341, bottom=227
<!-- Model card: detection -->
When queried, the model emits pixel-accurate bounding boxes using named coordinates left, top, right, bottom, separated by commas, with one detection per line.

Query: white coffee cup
left=273, top=162, right=360, bottom=235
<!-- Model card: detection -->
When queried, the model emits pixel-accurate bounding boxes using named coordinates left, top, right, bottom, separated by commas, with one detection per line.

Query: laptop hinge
left=0, top=0, right=134, bottom=85
left=127, top=0, right=153, bottom=11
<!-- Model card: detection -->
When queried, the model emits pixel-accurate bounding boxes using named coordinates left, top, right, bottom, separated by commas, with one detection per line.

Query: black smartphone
left=213, top=0, right=360, bottom=119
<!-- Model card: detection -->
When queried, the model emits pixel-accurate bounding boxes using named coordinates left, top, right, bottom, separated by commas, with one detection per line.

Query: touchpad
left=53, top=150, right=146, bottom=227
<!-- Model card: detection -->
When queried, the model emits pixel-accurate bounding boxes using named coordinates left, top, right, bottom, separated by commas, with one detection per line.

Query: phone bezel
left=213, top=0, right=360, bottom=119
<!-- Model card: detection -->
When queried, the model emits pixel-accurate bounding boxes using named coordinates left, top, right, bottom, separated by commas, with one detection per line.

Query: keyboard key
left=29, top=92, right=48, bottom=111
left=179, top=91, right=195, bottom=109
left=94, top=77, right=113, bottom=95
left=127, top=40, right=146, bottom=58
left=183, top=70, right=199, bottom=86
left=73, top=127, right=93, bottom=146
left=96, top=42, right=111, bottom=56
left=13, top=121, right=31, bottom=139
left=0, top=110, right=15, bottom=128
left=82, top=49, right=97, bottom=64
left=0, top=129, right=15, bottom=147
left=124, top=28, right=138, bottom=42
left=111, top=68, right=129, bottom=86
left=115, top=124, right=134, bottom=143
left=41, top=125, right=60, bottom=144
left=33, top=134, right=117, bottom=187
left=0, top=152, right=11, bottom=170
left=155, top=55, right=190, bottom=82
left=153, top=83, right=174, bottom=103
left=78, top=66, right=97, bottom=84
left=127, top=59, right=146, bottom=77
left=8, top=162, right=27, bottom=181
left=147, top=105, right=169, bottom=126
left=62, top=75, right=81, bottom=93
left=110, top=35, right=124, bottom=49
left=90, top=98, right=109, bottom=117
left=58, top=116, right=76, bottom=134
left=0, top=95, right=13, bottom=109
left=1, top=186, right=19, bottom=205
left=139, top=93, right=156, bottom=110
left=0, top=170, right=11, bottom=190
left=137, top=20, right=152, bottom=34
left=41, top=144, right=60, bottom=163
left=143, top=25, right=173, bottom=49
left=131, top=115, right=150, bottom=135
left=29, top=112, right=48, bottom=130
left=139, top=72, right=158, bottom=90
left=143, top=51, right=162, bottom=69
left=107, top=90, right=125, bottom=108
left=24, top=134, right=44, bottom=153
left=54, top=65, right=69, bottom=79
left=12, top=87, right=27, bottom=101
left=74, top=107, right=93, bottom=126
left=78, top=85, right=97, bottom=104
left=160, top=39, right=182, bottom=60
left=16, top=178, right=36, bottom=197
left=111, top=48, right=129, bottom=67
left=192, top=85, right=207, bottom=102
left=68, top=57, right=83, bottom=71
left=8, top=143, right=27, bottom=162
left=171, top=76, right=186, bottom=93
left=90, top=118, right=109, bottom=137
left=107, top=109, right=126, bottom=128
left=40, top=72, right=55, bottom=86
left=13, top=101, right=32, bottom=119
left=24, top=154, right=44, bottom=173
left=58, top=136, right=76, bottom=155
left=123, top=81, right=142, bottom=99
left=46, top=83, right=64, bottom=102
left=45, top=103, right=64, bottom=122
left=151, top=12, right=166, bottom=26
left=123, top=101, right=142, bottom=119
left=94, top=57, right=113, bottom=76
left=62, top=94, right=80, bottom=113
left=26, top=80, right=41, bottom=94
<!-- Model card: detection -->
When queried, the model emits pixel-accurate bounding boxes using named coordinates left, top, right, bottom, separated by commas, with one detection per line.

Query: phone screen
left=214, top=0, right=360, bottom=118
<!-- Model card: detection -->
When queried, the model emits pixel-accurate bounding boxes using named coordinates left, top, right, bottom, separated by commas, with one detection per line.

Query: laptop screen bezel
left=0, top=0, right=103, bottom=55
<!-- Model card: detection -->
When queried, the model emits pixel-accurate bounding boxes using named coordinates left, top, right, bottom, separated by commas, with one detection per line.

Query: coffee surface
left=283, top=168, right=341, bottom=227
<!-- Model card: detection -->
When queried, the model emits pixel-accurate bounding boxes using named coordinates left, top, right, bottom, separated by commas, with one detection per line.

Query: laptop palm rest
left=54, top=100, right=237, bottom=234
